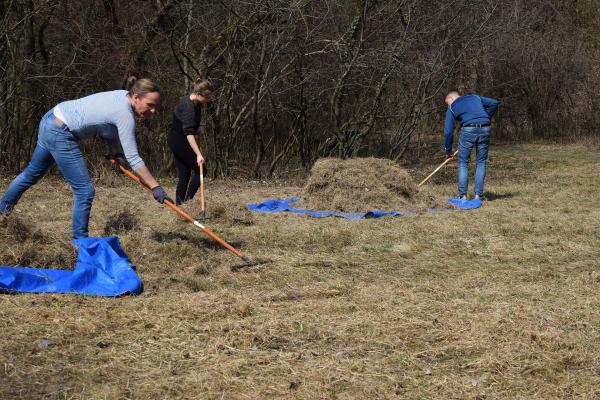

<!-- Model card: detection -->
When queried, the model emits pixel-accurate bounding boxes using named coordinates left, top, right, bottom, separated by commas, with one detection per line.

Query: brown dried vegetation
left=300, top=157, right=448, bottom=212
left=1, top=145, right=599, bottom=399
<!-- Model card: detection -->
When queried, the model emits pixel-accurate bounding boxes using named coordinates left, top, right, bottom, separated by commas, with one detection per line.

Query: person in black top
left=168, top=79, right=215, bottom=205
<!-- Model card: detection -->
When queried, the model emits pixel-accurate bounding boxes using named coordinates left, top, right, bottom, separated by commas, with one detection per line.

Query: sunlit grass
left=1, top=144, right=599, bottom=399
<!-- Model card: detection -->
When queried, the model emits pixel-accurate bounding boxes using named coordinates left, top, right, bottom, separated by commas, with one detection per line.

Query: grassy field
left=1, top=144, right=599, bottom=399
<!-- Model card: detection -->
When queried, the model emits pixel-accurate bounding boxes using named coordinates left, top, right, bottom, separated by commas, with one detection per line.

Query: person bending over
left=444, top=91, right=499, bottom=200
left=0, top=77, right=173, bottom=239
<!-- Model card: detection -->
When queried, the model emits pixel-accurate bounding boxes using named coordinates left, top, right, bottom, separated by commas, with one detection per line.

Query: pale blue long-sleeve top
left=54, top=90, right=145, bottom=170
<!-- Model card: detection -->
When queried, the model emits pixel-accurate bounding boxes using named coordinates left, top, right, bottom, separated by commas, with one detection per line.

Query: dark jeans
left=457, top=126, right=491, bottom=197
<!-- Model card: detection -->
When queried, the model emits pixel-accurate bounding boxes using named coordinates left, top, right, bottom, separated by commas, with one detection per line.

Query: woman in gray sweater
left=0, top=77, right=172, bottom=239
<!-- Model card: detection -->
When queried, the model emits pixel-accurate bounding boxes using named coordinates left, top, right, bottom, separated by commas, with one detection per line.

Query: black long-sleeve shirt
left=170, top=96, right=201, bottom=138
left=168, top=96, right=202, bottom=160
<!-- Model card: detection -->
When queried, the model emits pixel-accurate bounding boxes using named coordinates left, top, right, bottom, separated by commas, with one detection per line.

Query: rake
left=108, top=159, right=270, bottom=270
left=418, top=150, right=458, bottom=187
left=199, top=160, right=206, bottom=220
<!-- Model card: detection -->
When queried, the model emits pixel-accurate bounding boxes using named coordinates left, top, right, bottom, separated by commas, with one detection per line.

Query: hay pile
left=299, top=157, right=446, bottom=212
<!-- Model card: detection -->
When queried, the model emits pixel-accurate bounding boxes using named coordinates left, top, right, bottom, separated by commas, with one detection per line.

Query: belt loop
left=464, top=123, right=490, bottom=128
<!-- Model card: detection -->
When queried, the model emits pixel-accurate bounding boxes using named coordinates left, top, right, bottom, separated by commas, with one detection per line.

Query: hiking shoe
left=474, top=194, right=484, bottom=201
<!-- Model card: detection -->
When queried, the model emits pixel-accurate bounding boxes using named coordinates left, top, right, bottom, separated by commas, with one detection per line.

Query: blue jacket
left=444, top=94, right=499, bottom=154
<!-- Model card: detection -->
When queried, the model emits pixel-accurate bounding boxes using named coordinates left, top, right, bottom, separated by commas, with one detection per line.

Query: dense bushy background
left=1, top=0, right=598, bottom=177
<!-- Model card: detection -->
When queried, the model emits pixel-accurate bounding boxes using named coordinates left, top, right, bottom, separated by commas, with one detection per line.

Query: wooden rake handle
left=418, top=150, right=459, bottom=187
left=199, top=160, right=205, bottom=213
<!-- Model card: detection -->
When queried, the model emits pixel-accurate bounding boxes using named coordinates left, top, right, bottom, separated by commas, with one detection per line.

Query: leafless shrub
left=1, top=0, right=598, bottom=178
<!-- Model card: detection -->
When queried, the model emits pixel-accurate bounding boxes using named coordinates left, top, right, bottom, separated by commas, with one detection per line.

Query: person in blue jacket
left=444, top=91, right=499, bottom=200
left=0, top=77, right=173, bottom=239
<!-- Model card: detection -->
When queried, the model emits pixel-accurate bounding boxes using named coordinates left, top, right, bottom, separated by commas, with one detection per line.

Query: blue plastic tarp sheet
left=447, top=197, right=482, bottom=209
left=247, top=197, right=481, bottom=219
left=0, top=237, right=143, bottom=296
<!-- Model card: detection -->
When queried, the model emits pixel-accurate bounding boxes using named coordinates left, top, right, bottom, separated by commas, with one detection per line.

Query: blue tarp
left=447, top=197, right=482, bottom=210
left=247, top=197, right=481, bottom=219
left=0, top=237, right=143, bottom=296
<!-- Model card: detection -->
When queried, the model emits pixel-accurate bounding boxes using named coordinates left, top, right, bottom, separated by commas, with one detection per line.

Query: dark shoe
left=474, top=194, right=484, bottom=201
left=459, top=195, right=467, bottom=200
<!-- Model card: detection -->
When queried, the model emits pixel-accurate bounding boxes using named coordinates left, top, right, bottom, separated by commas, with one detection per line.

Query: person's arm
left=481, top=96, right=499, bottom=118
left=104, top=135, right=123, bottom=156
left=178, top=100, right=204, bottom=164
left=136, top=166, right=173, bottom=204
left=444, top=108, right=456, bottom=155
left=186, top=135, right=204, bottom=164
left=115, top=113, right=145, bottom=171
left=100, top=127, right=130, bottom=172
left=115, top=113, right=172, bottom=203
left=135, top=165, right=159, bottom=189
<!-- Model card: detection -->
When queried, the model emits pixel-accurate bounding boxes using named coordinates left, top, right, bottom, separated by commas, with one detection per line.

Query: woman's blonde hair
left=126, top=76, right=160, bottom=97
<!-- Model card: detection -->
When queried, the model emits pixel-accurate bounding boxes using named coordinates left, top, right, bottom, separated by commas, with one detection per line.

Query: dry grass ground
left=1, top=144, right=599, bottom=399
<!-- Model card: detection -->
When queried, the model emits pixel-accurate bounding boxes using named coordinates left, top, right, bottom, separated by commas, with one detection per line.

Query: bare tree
left=1, top=0, right=598, bottom=177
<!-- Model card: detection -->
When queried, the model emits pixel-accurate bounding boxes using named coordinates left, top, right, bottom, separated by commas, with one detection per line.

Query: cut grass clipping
left=299, top=157, right=448, bottom=212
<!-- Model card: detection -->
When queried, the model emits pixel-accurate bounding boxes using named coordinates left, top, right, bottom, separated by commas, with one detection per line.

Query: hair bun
left=126, top=76, right=138, bottom=90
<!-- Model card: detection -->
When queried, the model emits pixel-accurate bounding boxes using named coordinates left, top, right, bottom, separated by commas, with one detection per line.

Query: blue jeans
left=457, top=126, right=491, bottom=197
left=0, top=110, right=94, bottom=239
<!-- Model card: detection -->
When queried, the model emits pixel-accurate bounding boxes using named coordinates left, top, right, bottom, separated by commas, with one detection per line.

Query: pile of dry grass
left=299, top=157, right=447, bottom=212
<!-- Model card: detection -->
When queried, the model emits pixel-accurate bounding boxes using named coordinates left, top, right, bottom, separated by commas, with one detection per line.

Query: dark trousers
left=169, top=139, right=207, bottom=205
left=174, top=156, right=207, bottom=205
